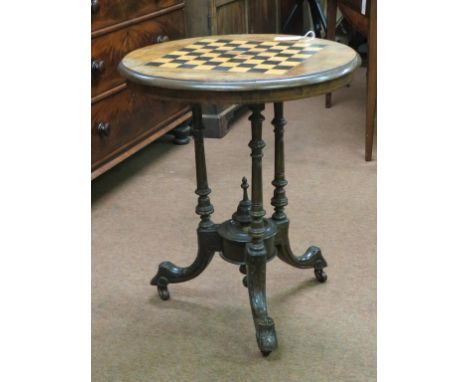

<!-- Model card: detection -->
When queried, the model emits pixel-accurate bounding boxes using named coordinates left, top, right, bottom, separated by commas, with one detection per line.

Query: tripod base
left=150, top=215, right=327, bottom=355
left=151, top=103, right=328, bottom=356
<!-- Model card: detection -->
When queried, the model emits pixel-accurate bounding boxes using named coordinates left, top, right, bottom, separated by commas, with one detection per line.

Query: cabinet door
left=213, top=0, right=248, bottom=34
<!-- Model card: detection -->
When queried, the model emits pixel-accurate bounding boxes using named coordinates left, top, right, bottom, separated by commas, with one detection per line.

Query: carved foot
left=150, top=230, right=218, bottom=300
left=151, top=250, right=214, bottom=300
left=255, top=316, right=277, bottom=356
left=274, top=220, right=328, bottom=279
left=246, top=244, right=278, bottom=355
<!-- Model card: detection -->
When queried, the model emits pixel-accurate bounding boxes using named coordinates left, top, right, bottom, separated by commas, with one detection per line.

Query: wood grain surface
left=92, top=86, right=188, bottom=168
left=92, top=0, right=183, bottom=32
left=92, top=9, right=185, bottom=97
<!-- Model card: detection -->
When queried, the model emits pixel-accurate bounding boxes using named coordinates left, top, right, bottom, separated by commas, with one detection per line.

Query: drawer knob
left=91, top=59, right=105, bottom=75
left=96, top=122, right=110, bottom=137
left=155, top=35, right=170, bottom=44
left=91, top=0, right=100, bottom=14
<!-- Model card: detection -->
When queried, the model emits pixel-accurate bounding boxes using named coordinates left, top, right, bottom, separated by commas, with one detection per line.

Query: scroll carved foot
left=256, top=317, right=277, bottom=357
left=246, top=244, right=278, bottom=355
left=150, top=229, right=219, bottom=300
left=274, top=219, right=328, bottom=282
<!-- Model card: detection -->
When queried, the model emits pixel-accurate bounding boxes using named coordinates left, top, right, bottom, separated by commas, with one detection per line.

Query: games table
left=119, top=34, right=360, bottom=356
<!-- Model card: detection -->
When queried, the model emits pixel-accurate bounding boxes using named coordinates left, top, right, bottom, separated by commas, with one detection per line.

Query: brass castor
left=157, top=285, right=170, bottom=300
left=155, top=275, right=170, bottom=300
left=314, top=269, right=328, bottom=283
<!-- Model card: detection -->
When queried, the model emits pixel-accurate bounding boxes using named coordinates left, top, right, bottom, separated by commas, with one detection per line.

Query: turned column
left=271, top=102, right=288, bottom=222
left=247, top=104, right=267, bottom=251
left=192, top=104, right=214, bottom=229
left=245, top=104, right=277, bottom=355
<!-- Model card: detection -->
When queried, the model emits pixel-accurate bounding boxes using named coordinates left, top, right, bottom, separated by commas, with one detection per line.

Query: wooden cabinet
left=91, top=0, right=191, bottom=179
left=248, top=0, right=280, bottom=33
left=187, top=0, right=280, bottom=36
left=210, top=0, right=248, bottom=35
left=185, top=0, right=281, bottom=138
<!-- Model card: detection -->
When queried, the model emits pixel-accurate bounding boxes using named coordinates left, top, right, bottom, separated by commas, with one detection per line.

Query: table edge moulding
left=118, top=34, right=361, bottom=102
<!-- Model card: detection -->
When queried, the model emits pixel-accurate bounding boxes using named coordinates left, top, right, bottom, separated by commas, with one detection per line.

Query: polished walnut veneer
left=91, top=0, right=191, bottom=179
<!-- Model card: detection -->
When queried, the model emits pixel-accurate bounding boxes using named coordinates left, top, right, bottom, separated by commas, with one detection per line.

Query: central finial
left=232, top=177, right=252, bottom=226
left=241, top=176, right=249, bottom=200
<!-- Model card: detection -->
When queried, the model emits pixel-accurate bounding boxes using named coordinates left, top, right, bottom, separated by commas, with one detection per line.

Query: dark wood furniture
left=184, top=0, right=282, bottom=137
left=119, top=34, right=360, bottom=356
left=326, top=0, right=376, bottom=161
left=280, top=0, right=304, bottom=34
left=91, top=0, right=192, bottom=179
left=282, top=0, right=327, bottom=38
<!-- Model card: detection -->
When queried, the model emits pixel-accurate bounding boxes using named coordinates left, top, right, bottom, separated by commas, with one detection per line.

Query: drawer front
left=92, top=0, right=183, bottom=31
left=92, top=8, right=186, bottom=98
left=91, top=87, right=187, bottom=167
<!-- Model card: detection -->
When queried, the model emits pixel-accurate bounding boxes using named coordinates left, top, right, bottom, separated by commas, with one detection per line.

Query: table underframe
left=151, top=103, right=328, bottom=356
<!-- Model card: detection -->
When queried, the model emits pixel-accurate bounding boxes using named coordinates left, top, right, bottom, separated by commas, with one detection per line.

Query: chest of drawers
left=91, top=0, right=191, bottom=179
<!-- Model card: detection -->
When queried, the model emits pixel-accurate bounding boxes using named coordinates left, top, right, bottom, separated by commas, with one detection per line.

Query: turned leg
left=151, top=105, right=218, bottom=300
left=271, top=103, right=328, bottom=283
left=246, top=104, right=278, bottom=356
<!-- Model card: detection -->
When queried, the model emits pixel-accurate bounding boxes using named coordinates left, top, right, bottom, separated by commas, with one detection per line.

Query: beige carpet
left=92, top=68, right=376, bottom=382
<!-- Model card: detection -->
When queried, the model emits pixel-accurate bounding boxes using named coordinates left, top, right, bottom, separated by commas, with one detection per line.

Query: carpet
left=92, top=67, right=376, bottom=382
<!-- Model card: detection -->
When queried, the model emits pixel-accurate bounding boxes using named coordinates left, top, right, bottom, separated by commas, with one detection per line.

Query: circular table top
left=118, top=34, right=361, bottom=103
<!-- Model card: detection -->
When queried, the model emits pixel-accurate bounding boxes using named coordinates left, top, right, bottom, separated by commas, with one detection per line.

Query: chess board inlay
left=144, top=38, right=326, bottom=75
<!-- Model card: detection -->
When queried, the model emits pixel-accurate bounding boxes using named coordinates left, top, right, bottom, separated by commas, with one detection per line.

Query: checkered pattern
left=145, top=38, right=325, bottom=75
